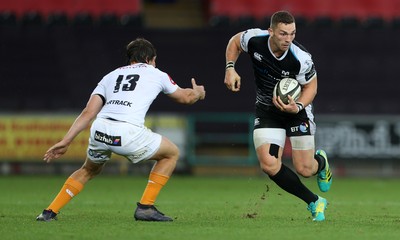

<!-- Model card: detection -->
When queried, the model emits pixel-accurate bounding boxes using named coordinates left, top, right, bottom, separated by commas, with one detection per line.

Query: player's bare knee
left=259, top=155, right=280, bottom=175
left=81, top=162, right=103, bottom=179
left=295, top=165, right=314, bottom=178
left=170, top=144, right=180, bottom=161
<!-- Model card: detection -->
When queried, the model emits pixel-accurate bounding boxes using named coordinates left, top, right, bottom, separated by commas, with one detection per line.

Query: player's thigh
left=87, top=118, right=115, bottom=163
left=290, top=135, right=316, bottom=176
left=253, top=128, right=286, bottom=173
left=150, top=136, right=179, bottom=161
left=121, top=126, right=164, bottom=163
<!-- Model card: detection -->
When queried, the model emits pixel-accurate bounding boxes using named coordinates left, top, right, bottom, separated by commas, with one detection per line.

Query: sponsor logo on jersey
left=254, top=118, right=260, bottom=126
left=281, top=70, right=290, bottom=76
left=94, top=131, right=122, bottom=146
left=253, top=52, right=263, bottom=62
left=106, top=99, right=132, bottom=107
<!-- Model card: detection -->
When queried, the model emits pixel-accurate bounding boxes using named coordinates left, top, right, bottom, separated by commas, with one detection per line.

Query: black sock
left=315, top=154, right=326, bottom=173
left=269, top=164, right=318, bottom=204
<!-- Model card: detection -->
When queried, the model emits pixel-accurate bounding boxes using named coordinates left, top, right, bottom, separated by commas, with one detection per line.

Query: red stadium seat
left=207, top=0, right=400, bottom=22
left=0, top=0, right=141, bottom=18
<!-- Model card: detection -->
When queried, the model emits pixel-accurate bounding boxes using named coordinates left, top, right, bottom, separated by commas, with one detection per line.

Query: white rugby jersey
left=240, top=28, right=316, bottom=106
left=92, top=63, right=178, bottom=126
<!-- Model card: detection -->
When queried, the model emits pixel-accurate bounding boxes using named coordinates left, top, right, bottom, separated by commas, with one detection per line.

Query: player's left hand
left=273, top=95, right=299, bottom=114
left=191, top=78, right=206, bottom=100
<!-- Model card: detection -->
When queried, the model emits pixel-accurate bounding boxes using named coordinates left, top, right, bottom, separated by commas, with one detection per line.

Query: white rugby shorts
left=87, top=118, right=162, bottom=163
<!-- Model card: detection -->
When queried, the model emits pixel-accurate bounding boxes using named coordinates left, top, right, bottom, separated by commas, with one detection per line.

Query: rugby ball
left=273, top=78, right=301, bottom=104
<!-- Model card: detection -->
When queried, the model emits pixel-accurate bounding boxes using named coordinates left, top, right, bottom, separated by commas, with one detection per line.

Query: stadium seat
left=46, top=12, right=68, bottom=27
left=98, top=13, right=119, bottom=27
left=337, top=16, right=360, bottom=29
left=258, top=16, right=271, bottom=28
left=209, top=15, right=230, bottom=28
left=311, top=16, right=334, bottom=29
left=0, top=11, right=17, bottom=26
left=120, top=14, right=143, bottom=27
left=21, top=11, right=44, bottom=26
left=71, top=12, right=93, bottom=26
left=363, top=17, right=386, bottom=29
left=294, top=16, right=309, bottom=29
left=231, top=15, right=257, bottom=29
left=390, top=17, right=400, bottom=29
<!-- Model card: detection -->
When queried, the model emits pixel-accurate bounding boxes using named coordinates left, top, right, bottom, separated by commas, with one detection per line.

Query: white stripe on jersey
left=240, top=28, right=268, bottom=53
left=92, top=63, right=178, bottom=126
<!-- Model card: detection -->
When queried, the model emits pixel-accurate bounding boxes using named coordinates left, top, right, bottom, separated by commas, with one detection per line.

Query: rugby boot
left=316, top=149, right=332, bottom=192
left=134, top=202, right=173, bottom=222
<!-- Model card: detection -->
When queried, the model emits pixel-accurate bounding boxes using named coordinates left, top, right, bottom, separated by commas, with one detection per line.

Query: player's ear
left=149, top=57, right=156, bottom=65
left=267, top=27, right=274, bottom=35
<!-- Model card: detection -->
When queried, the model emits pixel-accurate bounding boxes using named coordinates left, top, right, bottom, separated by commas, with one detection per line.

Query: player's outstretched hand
left=43, top=141, right=70, bottom=163
left=191, top=78, right=206, bottom=100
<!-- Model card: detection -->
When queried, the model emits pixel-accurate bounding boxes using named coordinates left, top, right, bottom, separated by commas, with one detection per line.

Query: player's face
left=269, top=23, right=296, bottom=54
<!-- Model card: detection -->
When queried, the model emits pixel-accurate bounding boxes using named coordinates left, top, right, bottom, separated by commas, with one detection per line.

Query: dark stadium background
left=1, top=0, right=399, bottom=114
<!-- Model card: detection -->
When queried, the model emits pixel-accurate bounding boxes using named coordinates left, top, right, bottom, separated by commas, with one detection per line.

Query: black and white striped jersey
left=240, top=28, right=317, bottom=107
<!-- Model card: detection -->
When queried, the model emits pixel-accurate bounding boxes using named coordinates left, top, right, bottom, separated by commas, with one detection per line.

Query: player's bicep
left=84, top=94, right=104, bottom=118
left=303, top=75, right=317, bottom=90
left=299, top=76, right=318, bottom=105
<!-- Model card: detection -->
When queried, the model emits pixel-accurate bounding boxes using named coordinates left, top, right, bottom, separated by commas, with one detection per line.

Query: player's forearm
left=177, top=88, right=203, bottom=105
left=62, top=109, right=96, bottom=144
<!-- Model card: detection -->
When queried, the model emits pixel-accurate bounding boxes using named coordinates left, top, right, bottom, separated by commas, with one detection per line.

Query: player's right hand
left=224, top=69, right=241, bottom=92
left=43, top=141, right=70, bottom=163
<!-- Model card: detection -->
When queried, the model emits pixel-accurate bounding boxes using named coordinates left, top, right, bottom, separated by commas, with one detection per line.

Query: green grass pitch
left=1, top=175, right=399, bottom=240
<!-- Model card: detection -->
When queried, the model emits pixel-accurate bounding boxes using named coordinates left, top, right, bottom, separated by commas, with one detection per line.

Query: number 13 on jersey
left=113, top=74, right=140, bottom=93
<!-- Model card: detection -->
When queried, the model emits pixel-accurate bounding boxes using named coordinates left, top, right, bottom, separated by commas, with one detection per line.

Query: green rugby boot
left=316, top=149, right=332, bottom=192
left=307, top=196, right=328, bottom=222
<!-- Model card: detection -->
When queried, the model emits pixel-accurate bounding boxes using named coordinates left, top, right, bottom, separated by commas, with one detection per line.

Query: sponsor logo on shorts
left=88, top=149, right=104, bottom=158
left=132, top=149, right=149, bottom=160
left=94, top=131, right=122, bottom=146
left=299, top=122, right=309, bottom=133
left=291, top=122, right=309, bottom=133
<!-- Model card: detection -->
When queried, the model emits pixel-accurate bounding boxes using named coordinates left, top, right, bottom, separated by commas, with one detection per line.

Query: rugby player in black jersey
left=224, top=11, right=332, bottom=221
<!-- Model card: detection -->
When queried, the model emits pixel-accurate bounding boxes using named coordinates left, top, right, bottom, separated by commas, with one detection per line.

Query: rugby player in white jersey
left=36, top=38, right=206, bottom=222
left=224, top=11, right=332, bottom=221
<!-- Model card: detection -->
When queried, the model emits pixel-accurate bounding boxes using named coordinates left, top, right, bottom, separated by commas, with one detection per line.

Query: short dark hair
left=270, top=11, right=295, bottom=28
left=126, top=38, right=157, bottom=64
